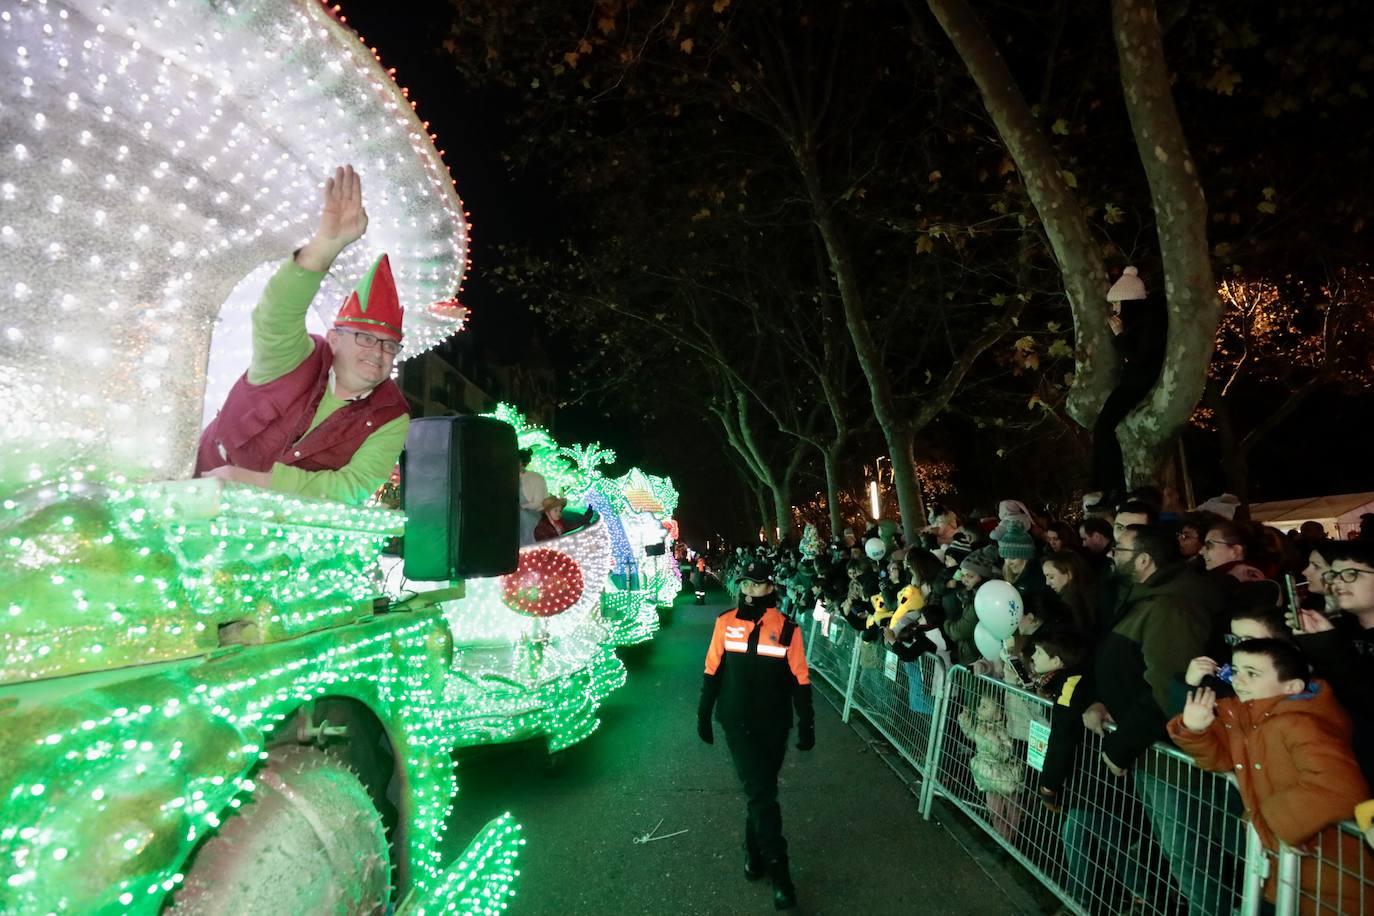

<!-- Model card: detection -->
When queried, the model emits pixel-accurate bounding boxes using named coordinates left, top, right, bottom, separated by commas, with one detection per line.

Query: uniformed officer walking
left=697, top=559, right=814, bottom=910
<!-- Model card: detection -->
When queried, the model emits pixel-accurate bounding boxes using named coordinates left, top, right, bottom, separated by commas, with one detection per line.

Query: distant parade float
left=0, top=1, right=672, bottom=913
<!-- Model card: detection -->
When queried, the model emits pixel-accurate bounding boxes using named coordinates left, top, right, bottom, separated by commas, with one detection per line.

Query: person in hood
left=1169, top=639, right=1370, bottom=915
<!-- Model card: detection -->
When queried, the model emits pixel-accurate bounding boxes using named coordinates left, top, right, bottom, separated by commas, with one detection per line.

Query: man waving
left=198, top=166, right=410, bottom=505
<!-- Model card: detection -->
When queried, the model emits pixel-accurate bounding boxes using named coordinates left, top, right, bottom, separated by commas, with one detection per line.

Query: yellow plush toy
left=866, top=592, right=893, bottom=630
left=888, top=584, right=926, bottom=632
left=1357, top=799, right=1374, bottom=851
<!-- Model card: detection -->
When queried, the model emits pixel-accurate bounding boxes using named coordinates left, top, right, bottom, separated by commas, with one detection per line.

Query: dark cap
left=740, top=559, right=774, bottom=583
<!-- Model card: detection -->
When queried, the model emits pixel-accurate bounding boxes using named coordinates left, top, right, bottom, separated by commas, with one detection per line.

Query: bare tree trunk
left=794, top=153, right=925, bottom=544
left=1111, top=0, right=1220, bottom=486
left=711, top=387, right=795, bottom=545
left=890, top=432, right=927, bottom=535
left=751, top=482, right=770, bottom=543
left=770, top=439, right=808, bottom=542
left=822, top=443, right=844, bottom=540
left=925, top=0, right=1116, bottom=425
left=768, top=484, right=788, bottom=542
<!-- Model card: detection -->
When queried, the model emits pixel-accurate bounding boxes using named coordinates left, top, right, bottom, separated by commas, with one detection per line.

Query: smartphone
left=1008, top=656, right=1031, bottom=684
left=1283, top=574, right=1302, bottom=633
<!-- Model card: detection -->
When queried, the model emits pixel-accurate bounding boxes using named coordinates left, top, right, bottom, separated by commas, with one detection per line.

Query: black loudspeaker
left=644, top=542, right=666, bottom=557
left=402, top=415, right=520, bottom=580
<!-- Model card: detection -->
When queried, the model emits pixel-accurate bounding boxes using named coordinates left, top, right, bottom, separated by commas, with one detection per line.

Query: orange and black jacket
left=699, top=597, right=813, bottom=731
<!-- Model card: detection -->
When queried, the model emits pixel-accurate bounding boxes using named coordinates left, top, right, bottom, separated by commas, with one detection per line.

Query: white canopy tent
left=1248, top=492, right=1374, bottom=539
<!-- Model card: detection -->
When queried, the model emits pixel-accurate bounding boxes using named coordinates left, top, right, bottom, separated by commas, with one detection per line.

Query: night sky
left=337, top=0, right=1374, bottom=541
left=334, top=0, right=737, bottom=539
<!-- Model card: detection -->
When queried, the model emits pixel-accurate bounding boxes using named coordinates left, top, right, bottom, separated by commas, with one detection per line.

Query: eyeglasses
left=1322, top=568, right=1374, bottom=584
left=1109, top=546, right=1139, bottom=556
left=1223, top=633, right=1254, bottom=647
left=1203, top=539, right=1236, bottom=550
left=336, top=328, right=402, bottom=356
left=1177, top=531, right=1199, bottom=541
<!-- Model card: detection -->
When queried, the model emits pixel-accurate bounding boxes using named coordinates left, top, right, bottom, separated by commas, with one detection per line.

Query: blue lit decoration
left=587, top=486, right=636, bottom=579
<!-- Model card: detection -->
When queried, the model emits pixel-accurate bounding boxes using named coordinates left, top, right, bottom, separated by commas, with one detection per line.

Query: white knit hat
left=1107, top=265, right=1147, bottom=302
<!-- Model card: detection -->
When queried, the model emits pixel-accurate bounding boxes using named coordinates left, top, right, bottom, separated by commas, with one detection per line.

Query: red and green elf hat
left=335, top=253, right=404, bottom=340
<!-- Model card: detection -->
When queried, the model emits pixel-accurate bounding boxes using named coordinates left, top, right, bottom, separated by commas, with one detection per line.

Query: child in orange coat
left=1168, top=639, right=1371, bottom=915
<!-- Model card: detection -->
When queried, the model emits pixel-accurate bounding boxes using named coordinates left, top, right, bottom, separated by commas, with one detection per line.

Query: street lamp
left=871, top=456, right=888, bottom=519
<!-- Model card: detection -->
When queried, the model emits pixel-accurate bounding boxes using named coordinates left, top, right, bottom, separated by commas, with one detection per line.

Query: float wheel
left=168, top=746, right=390, bottom=915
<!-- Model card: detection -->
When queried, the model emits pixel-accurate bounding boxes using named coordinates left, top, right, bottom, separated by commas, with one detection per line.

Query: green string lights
left=0, top=600, right=516, bottom=911
left=401, top=813, right=525, bottom=916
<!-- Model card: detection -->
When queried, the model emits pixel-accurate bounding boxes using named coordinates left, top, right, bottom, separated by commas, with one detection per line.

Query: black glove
left=795, top=723, right=815, bottom=751
left=697, top=715, right=714, bottom=745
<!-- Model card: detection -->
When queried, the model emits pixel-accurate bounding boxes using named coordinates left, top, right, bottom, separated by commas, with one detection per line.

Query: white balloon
left=864, top=537, right=887, bottom=561
left=973, top=623, right=1004, bottom=662
left=974, top=580, right=1024, bottom=640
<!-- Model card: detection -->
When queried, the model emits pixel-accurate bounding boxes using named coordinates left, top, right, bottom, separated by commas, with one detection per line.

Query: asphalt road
left=445, top=590, right=1024, bottom=915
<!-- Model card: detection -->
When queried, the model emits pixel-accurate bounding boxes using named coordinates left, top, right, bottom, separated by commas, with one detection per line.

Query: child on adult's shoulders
left=1168, top=639, right=1371, bottom=914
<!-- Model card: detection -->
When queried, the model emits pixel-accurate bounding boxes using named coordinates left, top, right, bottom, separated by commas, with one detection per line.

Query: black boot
left=744, top=847, right=765, bottom=881
left=768, top=856, right=797, bottom=910
left=744, top=824, right=765, bottom=880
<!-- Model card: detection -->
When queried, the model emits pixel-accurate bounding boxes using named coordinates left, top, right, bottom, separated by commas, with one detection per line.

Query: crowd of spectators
left=713, top=492, right=1374, bottom=915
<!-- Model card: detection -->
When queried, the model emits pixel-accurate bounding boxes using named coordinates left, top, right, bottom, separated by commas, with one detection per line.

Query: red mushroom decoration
left=501, top=548, right=585, bottom=617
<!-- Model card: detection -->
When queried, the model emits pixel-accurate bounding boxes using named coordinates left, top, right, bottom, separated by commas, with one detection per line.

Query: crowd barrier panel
left=803, top=609, right=861, bottom=720
left=1275, top=819, right=1372, bottom=915
left=801, top=621, right=1374, bottom=916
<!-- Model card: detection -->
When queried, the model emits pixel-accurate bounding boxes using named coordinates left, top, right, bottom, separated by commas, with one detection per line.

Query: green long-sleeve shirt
left=249, top=259, right=409, bottom=505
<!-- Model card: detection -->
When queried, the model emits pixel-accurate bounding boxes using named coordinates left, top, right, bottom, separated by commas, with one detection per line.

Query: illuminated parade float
left=0, top=1, right=673, bottom=912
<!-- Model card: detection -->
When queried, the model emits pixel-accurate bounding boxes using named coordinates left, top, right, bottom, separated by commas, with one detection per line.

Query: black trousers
left=1091, top=382, right=1152, bottom=493
left=722, top=722, right=790, bottom=862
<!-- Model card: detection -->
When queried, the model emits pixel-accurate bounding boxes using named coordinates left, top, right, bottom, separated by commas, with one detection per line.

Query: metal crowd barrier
left=801, top=607, right=1374, bottom=916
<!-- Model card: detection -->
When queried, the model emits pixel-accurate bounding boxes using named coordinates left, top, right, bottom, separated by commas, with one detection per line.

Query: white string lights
left=0, top=0, right=471, bottom=492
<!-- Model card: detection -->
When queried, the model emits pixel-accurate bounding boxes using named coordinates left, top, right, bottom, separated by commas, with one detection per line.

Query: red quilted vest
left=197, top=335, right=409, bottom=476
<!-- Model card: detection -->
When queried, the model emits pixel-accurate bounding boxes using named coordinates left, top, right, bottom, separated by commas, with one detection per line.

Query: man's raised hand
left=296, top=165, right=368, bottom=271
left=318, top=165, right=368, bottom=247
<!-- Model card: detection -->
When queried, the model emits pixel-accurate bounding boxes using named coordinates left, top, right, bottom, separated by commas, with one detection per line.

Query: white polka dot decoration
left=0, top=0, right=471, bottom=495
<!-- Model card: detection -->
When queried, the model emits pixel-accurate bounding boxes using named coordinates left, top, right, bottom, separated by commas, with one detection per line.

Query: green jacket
left=1093, top=562, right=1220, bottom=768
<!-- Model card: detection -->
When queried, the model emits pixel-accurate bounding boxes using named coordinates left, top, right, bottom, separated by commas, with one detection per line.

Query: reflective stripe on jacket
left=702, top=605, right=811, bottom=729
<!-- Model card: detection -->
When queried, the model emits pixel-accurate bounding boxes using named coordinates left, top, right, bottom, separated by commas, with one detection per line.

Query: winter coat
left=1168, top=681, right=1371, bottom=915
left=942, top=585, right=982, bottom=665
left=1295, top=615, right=1374, bottom=788
left=1111, top=295, right=1167, bottom=388
left=1037, top=665, right=1089, bottom=795
left=1092, top=562, right=1220, bottom=770
left=1004, top=557, right=1048, bottom=599
left=958, top=707, right=1025, bottom=795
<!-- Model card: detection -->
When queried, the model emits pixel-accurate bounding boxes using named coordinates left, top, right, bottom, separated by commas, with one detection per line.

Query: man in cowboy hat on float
left=198, top=165, right=409, bottom=505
